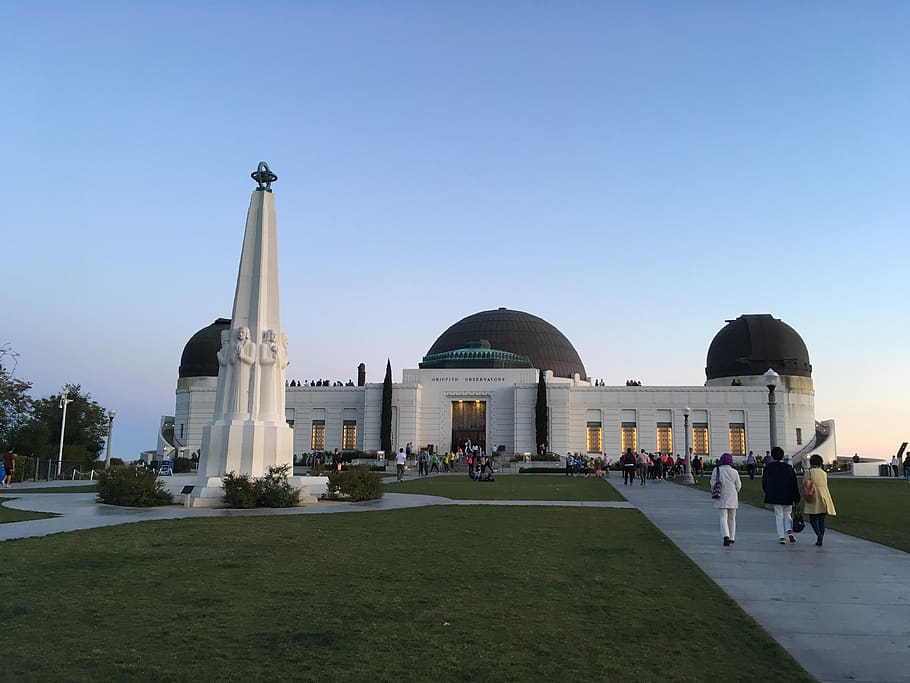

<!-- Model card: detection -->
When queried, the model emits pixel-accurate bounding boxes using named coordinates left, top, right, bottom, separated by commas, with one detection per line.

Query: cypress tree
left=535, top=370, right=548, bottom=454
left=380, top=359, right=393, bottom=455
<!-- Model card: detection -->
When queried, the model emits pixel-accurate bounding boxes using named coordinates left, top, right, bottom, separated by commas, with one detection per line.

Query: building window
left=729, top=423, right=746, bottom=456
left=342, top=420, right=357, bottom=451
left=179, top=423, right=184, bottom=440
left=693, top=423, right=709, bottom=456
left=586, top=422, right=602, bottom=453
left=656, top=423, right=672, bottom=455
left=621, top=422, right=637, bottom=454
left=796, top=427, right=803, bottom=446
left=311, top=420, right=325, bottom=451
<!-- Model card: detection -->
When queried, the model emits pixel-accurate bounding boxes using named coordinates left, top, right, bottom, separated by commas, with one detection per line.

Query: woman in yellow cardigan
left=804, top=454, right=837, bottom=547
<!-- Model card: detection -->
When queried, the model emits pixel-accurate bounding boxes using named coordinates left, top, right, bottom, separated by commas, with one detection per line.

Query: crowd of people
left=286, top=379, right=356, bottom=387
left=617, top=448, right=704, bottom=485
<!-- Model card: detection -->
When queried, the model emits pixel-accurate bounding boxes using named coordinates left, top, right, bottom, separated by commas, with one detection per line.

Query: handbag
left=711, top=470, right=722, bottom=499
left=800, top=476, right=817, bottom=504
left=792, top=510, right=806, bottom=533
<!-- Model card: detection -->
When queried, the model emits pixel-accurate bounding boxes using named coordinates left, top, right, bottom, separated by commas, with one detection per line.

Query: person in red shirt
left=2, top=449, right=14, bottom=487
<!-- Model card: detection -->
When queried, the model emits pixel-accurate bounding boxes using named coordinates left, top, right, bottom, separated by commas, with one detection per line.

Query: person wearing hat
left=711, top=453, right=742, bottom=547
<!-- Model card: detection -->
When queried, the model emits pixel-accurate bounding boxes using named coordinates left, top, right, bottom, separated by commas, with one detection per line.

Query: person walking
left=745, top=451, right=757, bottom=480
left=803, top=453, right=837, bottom=547
left=762, top=446, right=801, bottom=544
left=711, top=453, right=742, bottom=546
left=891, top=454, right=900, bottom=477
left=621, top=448, right=636, bottom=485
left=2, top=449, right=14, bottom=487
left=395, top=448, right=406, bottom=482
left=637, top=449, right=649, bottom=486
left=903, top=452, right=910, bottom=482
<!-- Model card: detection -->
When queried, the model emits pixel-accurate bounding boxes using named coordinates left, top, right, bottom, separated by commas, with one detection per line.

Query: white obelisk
left=197, top=162, right=294, bottom=480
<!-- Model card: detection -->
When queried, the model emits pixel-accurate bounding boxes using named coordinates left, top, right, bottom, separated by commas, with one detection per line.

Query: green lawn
left=0, top=502, right=55, bottom=524
left=383, top=473, right=625, bottom=501
left=685, top=473, right=910, bottom=552
left=0, top=506, right=811, bottom=682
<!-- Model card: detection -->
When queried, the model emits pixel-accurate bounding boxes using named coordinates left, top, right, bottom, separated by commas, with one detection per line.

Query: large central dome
left=422, top=308, right=586, bottom=379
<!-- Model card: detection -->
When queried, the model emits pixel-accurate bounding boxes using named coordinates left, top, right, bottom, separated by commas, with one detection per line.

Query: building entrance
left=451, top=400, right=486, bottom=454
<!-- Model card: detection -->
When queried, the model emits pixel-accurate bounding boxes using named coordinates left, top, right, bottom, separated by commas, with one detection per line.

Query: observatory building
left=162, top=309, right=833, bottom=461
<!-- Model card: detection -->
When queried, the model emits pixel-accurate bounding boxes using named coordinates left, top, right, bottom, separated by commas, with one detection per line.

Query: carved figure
left=227, top=327, right=256, bottom=419
left=258, top=329, right=288, bottom=420
left=214, top=329, right=234, bottom=418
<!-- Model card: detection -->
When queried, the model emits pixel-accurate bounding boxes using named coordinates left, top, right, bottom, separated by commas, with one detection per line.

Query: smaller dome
left=706, top=314, right=811, bottom=380
left=179, top=318, right=230, bottom=378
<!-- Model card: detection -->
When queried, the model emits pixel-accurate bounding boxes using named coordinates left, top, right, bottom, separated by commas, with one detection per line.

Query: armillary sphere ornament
left=251, top=162, right=278, bottom=191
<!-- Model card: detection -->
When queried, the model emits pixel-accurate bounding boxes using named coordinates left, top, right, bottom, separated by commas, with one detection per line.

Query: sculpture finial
left=251, top=162, right=278, bottom=191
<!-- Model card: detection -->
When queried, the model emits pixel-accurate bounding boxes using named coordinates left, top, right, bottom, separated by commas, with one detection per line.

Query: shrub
left=222, top=471, right=259, bottom=509
left=96, top=464, right=173, bottom=507
left=173, top=457, right=192, bottom=474
left=518, top=466, right=565, bottom=474
left=257, top=465, right=300, bottom=508
left=222, top=465, right=300, bottom=508
left=326, top=465, right=383, bottom=502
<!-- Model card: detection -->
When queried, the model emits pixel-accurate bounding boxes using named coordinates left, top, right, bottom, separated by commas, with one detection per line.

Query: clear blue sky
left=2, top=2, right=907, bottom=461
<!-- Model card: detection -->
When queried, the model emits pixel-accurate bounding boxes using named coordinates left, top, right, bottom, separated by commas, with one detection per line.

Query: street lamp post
left=763, top=368, right=780, bottom=450
left=104, top=410, right=117, bottom=468
left=57, top=391, right=73, bottom=478
left=680, top=406, right=694, bottom=484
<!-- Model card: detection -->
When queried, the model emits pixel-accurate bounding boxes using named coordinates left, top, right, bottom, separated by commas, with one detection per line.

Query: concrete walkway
left=610, top=477, right=910, bottom=683
left=2, top=477, right=908, bottom=682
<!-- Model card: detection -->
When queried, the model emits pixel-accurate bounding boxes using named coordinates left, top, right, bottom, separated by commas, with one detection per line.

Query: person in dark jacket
left=762, top=446, right=801, bottom=544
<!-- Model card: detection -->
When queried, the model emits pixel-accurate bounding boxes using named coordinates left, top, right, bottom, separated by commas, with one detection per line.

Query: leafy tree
left=0, top=344, right=33, bottom=449
left=380, top=359, right=393, bottom=455
left=535, top=370, right=548, bottom=454
left=26, top=384, right=108, bottom=470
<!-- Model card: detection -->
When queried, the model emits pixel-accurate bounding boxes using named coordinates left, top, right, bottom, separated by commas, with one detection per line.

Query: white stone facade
left=170, top=366, right=822, bottom=461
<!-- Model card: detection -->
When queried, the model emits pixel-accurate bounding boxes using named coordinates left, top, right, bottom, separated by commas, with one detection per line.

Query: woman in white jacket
left=711, top=452, right=743, bottom=547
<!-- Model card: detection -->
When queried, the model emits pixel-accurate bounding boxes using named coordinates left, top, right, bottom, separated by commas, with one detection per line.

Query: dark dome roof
left=706, top=314, right=811, bottom=380
left=422, top=308, right=586, bottom=378
left=178, top=318, right=230, bottom=379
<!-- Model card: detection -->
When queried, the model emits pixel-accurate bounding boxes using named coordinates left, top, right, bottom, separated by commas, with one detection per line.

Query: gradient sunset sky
left=2, top=2, right=907, bottom=460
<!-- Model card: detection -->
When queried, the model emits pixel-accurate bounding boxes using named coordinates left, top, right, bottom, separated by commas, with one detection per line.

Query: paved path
left=2, top=477, right=908, bottom=682
left=610, top=477, right=910, bottom=683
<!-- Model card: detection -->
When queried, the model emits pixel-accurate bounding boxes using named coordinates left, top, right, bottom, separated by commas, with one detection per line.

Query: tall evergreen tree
left=535, top=371, right=548, bottom=454
left=380, top=359, right=393, bottom=455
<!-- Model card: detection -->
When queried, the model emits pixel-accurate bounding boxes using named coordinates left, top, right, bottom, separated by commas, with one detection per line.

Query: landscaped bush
left=518, top=466, right=565, bottom=474
left=326, top=465, right=383, bottom=502
left=173, top=457, right=193, bottom=474
left=222, top=465, right=300, bottom=508
left=257, top=465, right=300, bottom=507
left=96, top=464, right=173, bottom=507
left=222, top=471, right=259, bottom=508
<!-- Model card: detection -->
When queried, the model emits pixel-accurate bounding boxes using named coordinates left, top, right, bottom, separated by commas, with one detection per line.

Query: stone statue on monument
left=258, top=328, right=288, bottom=421
left=214, top=329, right=234, bottom=419
left=227, top=326, right=256, bottom=419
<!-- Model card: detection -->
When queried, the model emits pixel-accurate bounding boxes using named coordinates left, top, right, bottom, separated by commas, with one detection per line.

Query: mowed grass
left=687, top=473, right=910, bottom=552
left=0, top=501, right=55, bottom=523
left=383, top=473, right=625, bottom=501
left=0, top=507, right=812, bottom=682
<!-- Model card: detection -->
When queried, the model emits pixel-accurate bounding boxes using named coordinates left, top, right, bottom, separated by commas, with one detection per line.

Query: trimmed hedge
left=222, top=464, right=300, bottom=508
left=96, top=464, right=173, bottom=507
left=326, top=465, right=383, bottom=501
